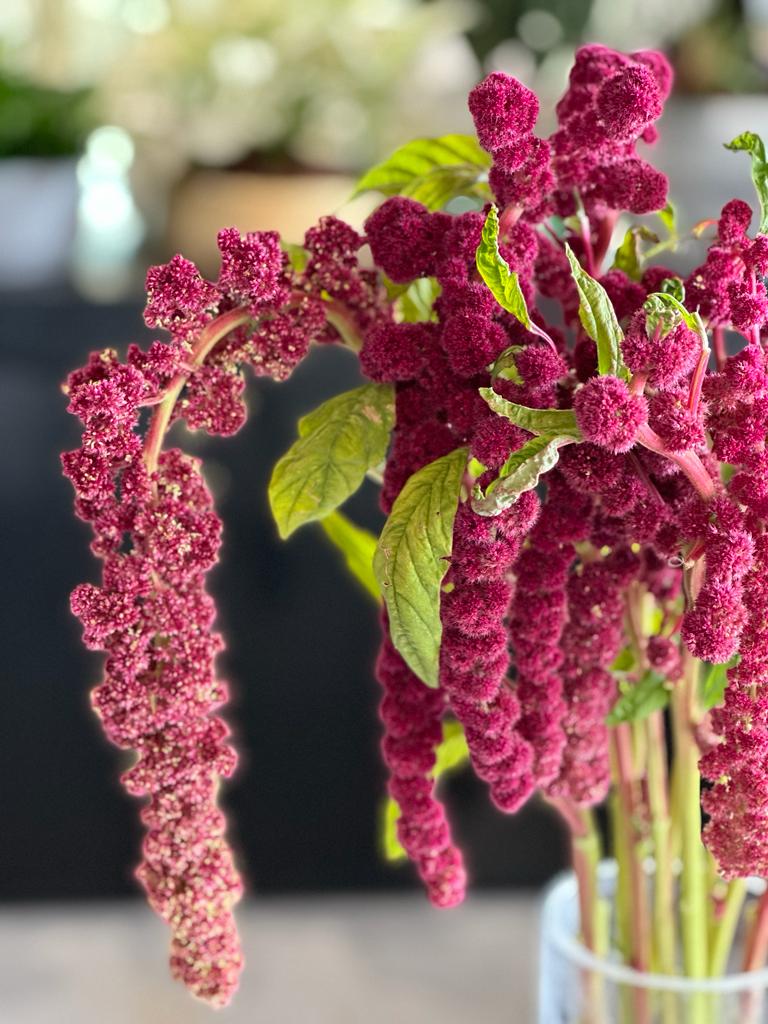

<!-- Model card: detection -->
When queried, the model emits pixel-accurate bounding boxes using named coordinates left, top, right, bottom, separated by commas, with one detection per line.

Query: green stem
left=612, top=725, right=652, bottom=973
left=709, top=878, right=747, bottom=976
left=669, top=649, right=712, bottom=1024
left=551, top=798, right=609, bottom=1024
left=646, top=710, right=676, bottom=976
left=674, top=653, right=707, bottom=978
left=625, top=583, right=677, bottom=978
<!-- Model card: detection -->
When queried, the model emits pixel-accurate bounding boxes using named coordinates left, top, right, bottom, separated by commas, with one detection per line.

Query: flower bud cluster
left=508, top=483, right=583, bottom=787
left=551, top=45, right=670, bottom=217
left=62, top=221, right=387, bottom=1003
left=440, top=499, right=539, bottom=814
left=701, top=536, right=768, bottom=876
left=548, top=548, right=640, bottom=806
left=377, top=626, right=466, bottom=908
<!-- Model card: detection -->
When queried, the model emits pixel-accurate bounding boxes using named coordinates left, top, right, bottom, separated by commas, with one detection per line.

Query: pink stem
left=713, top=326, right=727, bottom=371
left=143, top=307, right=252, bottom=478
left=578, top=217, right=597, bottom=277
left=636, top=424, right=716, bottom=502
left=743, top=889, right=768, bottom=972
left=593, top=211, right=619, bottom=272
left=499, top=203, right=523, bottom=240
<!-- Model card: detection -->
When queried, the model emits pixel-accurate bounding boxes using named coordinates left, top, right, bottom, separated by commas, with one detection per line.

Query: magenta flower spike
left=62, top=40, right=768, bottom=1000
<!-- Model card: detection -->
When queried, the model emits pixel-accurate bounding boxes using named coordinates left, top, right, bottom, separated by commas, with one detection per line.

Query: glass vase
left=539, top=861, right=768, bottom=1024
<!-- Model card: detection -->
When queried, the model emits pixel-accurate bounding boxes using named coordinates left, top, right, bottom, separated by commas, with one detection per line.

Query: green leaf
left=472, top=434, right=571, bottom=517
left=611, top=647, right=635, bottom=672
left=398, top=277, right=441, bottom=323
left=473, top=435, right=569, bottom=511
left=354, top=134, right=491, bottom=210
left=381, top=796, right=407, bottom=862
left=644, top=292, right=700, bottom=337
left=380, top=720, right=469, bottom=863
left=491, top=345, right=525, bottom=384
left=475, top=206, right=532, bottom=328
left=433, top=720, right=469, bottom=773
left=565, top=244, right=629, bottom=381
left=611, top=225, right=658, bottom=282
left=725, top=131, right=768, bottom=234
left=373, top=447, right=467, bottom=687
left=479, top=387, right=582, bottom=438
left=405, top=166, right=492, bottom=211
left=319, top=511, right=379, bottom=602
left=280, top=241, right=309, bottom=273
left=660, top=276, right=685, bottom=302
left=606, top=670, right=670, bottom=726
left=658, top=201, right=677, bottom=238
left=701, top=656, right=739, bottom=710
left=269, top=383, right=394, bottom=539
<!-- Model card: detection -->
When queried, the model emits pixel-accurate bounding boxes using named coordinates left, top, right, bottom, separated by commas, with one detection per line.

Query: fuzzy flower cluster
left=467, top=44, right=670, bottom=224
left=63, top=221, right=384, bottom=1003
left=378, top=625, right=466, bottom=907
left=362, top=42, right=768, bottom=902
left=701, top=536, right=768, bottom=876
left=64, top=38, right=768, bottom=957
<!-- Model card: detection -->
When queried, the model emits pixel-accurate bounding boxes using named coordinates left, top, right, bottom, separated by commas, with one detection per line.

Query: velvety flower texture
left=701, top=535, right=768, bottom=876
left=573, top=375, right=648, bottom=453
left=378, top=626, right=466, bottom=908
left=64, top=220, right=384, bottom=1003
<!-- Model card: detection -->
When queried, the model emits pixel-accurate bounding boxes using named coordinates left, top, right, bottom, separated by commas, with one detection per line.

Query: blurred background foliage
left=0, top=0, right=765, bottom=292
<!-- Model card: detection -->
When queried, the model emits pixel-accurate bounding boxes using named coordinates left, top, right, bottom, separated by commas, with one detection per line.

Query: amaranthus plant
left=63, top=42, right=768, bottom=1016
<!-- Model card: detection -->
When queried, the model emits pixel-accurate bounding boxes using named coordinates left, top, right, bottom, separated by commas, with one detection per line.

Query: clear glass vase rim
left=543, top=859, right=768, bottom=994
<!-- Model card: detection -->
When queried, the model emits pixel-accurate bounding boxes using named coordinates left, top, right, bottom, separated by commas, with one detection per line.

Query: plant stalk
left=672, top=651, right=709, bottom=1024
left=646, top=710, right=676, bottom=977
left=709, top=878, right=747, bottom=976
left=143, top=307, right=252, bottom=477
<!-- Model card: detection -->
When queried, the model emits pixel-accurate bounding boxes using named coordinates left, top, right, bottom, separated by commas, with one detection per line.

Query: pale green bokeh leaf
left=280, top=240, right=309, bottom=273
left=354, top=134, right=491, bottom=211
left=658, top=201, right=677, bottom=238
left=606, top=670, right=669, bottom=726
left=701, top=656, right=739, bottom=710
left=319, top=511, right=379, bottom=602
left=611, top=647, right=635, bottom=672
left=398, top=277, right=441, bottom=323
left=269, top=383, right=394, bottom=539
left=565, top=243, right=629, bottom=380
left=611, top=225, right=658, bottom=281
left=373, top=447, right=467, bottom=687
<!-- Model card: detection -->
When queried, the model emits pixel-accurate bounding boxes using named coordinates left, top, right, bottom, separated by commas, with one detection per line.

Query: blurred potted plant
left=94, top=0, right=480, bottom=270
left=0, top=73, right=90, bottom=288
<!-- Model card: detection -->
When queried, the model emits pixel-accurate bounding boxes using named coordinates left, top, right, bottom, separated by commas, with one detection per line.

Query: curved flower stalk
left=63, top=39, right=768, bottom=999
left=64, top=221, right=385, bottom=1004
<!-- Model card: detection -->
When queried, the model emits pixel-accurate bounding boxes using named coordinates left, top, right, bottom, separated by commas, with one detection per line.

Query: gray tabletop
left=0, top=894, right=540, bottom=1023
